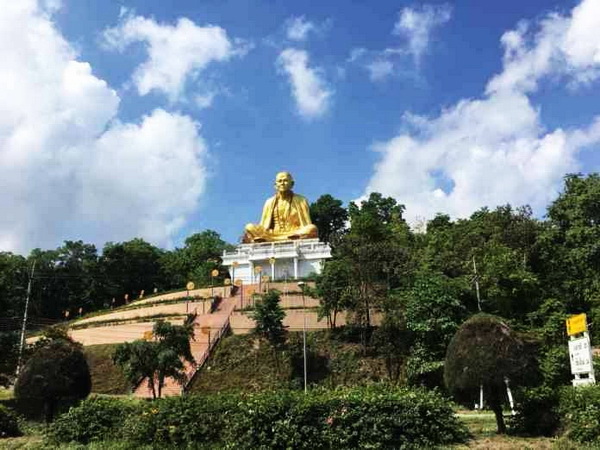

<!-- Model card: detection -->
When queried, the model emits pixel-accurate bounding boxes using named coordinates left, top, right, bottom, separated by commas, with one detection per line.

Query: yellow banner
left=566, top=313, right=587, bottom=336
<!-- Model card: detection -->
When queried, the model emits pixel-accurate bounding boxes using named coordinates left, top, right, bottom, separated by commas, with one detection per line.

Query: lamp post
left=232, top=261, right=239, bottom=283
left=297, top=281, right=307, bottom=393
left=254, top=265, right=263, bottom=291
left=186, top=281, right=195, bottom=314
left=269, top=257, right=276, bottom=282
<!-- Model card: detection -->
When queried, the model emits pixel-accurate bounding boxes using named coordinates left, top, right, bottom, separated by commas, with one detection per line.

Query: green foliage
left=122, top=395, right=235, bottom=446
left=47, top=396, right=138, bottom=444
left=63, top=387, right=466, bottom=448
left=100, top=238, right=165, bottom=304
left=559, top=385, right=600, bottom=443
left=251, top=290, right=287, bottom=349
left=0, top=252, right=28, bottom=318
left=0, top=332, right=18, bottom=387
left=315, top=260, right=356, bottom=329
left=0, top=404, right=21, bottom=438
left=310, top=194, right=348, bottom=245
left=15, top=332, right=91, bottom=423
left=540, top=174, right=600, bottom=309
left=113, top=319, right=195, bottom=398
left=160, top=230, right=231, bottom=288
left=405, top=272, right=467, bottom=358
left=510, top=386, right=560, bottom=437
left=371, top=308, right=411, bottom=382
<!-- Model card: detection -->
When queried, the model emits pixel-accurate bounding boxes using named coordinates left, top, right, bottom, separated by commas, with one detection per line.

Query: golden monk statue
left=243, top=171, right=318, bottom=243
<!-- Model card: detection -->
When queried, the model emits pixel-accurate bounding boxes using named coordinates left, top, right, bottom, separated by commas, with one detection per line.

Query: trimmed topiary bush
left=47, top=396, right=139, bottom=444
left=0, top=404, right=21, bottom=438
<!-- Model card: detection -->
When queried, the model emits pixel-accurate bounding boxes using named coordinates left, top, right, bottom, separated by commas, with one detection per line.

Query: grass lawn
left=454, top=410, right=586, bottom=449
left=0, top=388, right=13, bottom=400
left=83, top=344, right=129, bottom=395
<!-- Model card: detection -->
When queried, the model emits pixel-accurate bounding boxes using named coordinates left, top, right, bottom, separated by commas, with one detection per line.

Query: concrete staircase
left=133, top=291, right=239, bottom=398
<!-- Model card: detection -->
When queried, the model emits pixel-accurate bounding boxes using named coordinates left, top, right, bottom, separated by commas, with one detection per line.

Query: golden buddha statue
left=243, top=171, right=318, bottom=243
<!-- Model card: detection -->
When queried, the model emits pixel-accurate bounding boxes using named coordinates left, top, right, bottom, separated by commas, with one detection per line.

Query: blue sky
left=2, top=0, right=600, bottom=252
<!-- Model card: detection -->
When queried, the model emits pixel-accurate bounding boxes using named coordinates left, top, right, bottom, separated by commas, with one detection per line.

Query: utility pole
left=16, top=260, right=36, bottom=378
left=297, top=281, right=307, bottom=394
left=471, top=256, right=483, bottom=409
left=472, top=256, right=482, bottom=312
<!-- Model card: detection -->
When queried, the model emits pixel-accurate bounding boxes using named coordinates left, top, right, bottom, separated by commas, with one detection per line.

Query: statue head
left=274, top=171, right=294, bottom=193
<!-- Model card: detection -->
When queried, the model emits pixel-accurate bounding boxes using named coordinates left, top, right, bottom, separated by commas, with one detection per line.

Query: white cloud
left=350, top=3, right=451, bottom=81
left=277, top=48, right=332, bottom=119
left=364, top=0, right=600, bottom=225
left=285, top=16, right=316, bottom=42
left=103, top=13, right=242, bottom=101
left=367, top=60, right=394, bottom=81
left=0, top=0, right=209, bottom=252
left=393, top=4, right=451, bottom=63
left=195, top=91, right=217, bottom=109
left=487, top=0, right=600, bottom=93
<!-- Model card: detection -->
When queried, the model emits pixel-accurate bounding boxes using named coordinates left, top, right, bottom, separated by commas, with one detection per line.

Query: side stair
left=133, top=287, right=241, bottom=398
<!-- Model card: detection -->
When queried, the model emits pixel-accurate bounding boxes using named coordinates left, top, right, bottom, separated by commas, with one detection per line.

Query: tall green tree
left=161, top=230, right=232, bottom=289
left=0, top=252, right=28, bottom=318
left=336, top=193, right=413, bottom=330
left=100, top=238, right=165, bottom=305
left=251, top=290, right=287, bottom=349
left=538, top=173, right=600, bottom=311
left=309, top=194, right=348, bottom=245
left=315, top=260, right=356, bottom=329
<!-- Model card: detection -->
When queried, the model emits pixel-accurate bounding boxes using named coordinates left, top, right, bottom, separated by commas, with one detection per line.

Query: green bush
left=0, top=404, right=21, bottom=438
left=318, top=386, right=468, bottom=449
left=122, top=394, right=235, bottom=446
left=559, top=385, right=600, bottom=443
left=510, top=386, right=560, bottom=436
left=45, top=386, right=468, bottom=448
left=47, top=396, right=139, bottom=444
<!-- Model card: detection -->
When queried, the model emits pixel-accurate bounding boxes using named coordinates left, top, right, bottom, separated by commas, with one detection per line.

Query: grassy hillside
left=188, top=329, right=389, bottom=394
left=84, top=344, right=129, bottom=395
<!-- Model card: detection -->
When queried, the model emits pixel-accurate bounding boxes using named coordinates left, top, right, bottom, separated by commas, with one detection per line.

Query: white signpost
left=566, top=313, right=596, bottom=387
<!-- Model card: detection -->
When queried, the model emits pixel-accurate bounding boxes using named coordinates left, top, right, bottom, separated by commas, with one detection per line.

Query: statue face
left=275, top=172, right=293, bottom=193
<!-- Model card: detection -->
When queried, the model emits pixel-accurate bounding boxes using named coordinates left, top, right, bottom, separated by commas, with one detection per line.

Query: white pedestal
left=222, top=239, right=332, bottom=284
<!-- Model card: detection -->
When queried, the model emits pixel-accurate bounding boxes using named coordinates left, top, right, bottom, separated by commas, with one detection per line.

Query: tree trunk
left=489, top=385, right=506, bottom=434
left=148, top=377, right=157, bottom=399
left=44, top=398, right=55, bottom=424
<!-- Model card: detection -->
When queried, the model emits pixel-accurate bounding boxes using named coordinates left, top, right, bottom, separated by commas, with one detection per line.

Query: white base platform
left=221, top=239, right=332, bottom=284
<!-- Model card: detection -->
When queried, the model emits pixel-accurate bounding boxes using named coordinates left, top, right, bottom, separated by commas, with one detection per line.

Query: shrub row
left=49, top=386, right=468, bottom=448
left=511, top=384, right=600, bottom=443
left=559, top=384, right=600, bottom=443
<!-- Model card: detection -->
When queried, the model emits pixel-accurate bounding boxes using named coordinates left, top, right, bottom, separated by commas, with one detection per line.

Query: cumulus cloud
left=0, top=1, right=208, bottom=252
left=285, top=16, right=316, bottom=42
left=487, top=0, right=600, bottom=93
left=350, top=3, right=451, bottom=81
left=277, top=48, right=332, bottom=119
left=103, top=13, right=243, bottom=101
left=393, top=4, right=451, bottom=63
left=364, top=0, right=600, bottom=225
